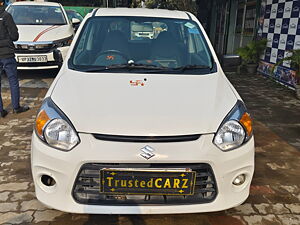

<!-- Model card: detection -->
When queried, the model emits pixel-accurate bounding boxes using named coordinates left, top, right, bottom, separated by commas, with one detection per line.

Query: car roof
left=11, top=1, right=61, bottom=7
left=94, top=8, right=190, bottom=20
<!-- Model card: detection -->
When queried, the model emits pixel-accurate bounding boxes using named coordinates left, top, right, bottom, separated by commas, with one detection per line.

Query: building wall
left=234, top=0, right=258, bottom=50
left=257, top=0, right=300, bottom=88
left=209, top=0, right=259, bottom=55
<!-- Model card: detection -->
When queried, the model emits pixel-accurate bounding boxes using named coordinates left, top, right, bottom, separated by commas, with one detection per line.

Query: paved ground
left=0, top=71, right=299, bottom=225
left=1, top=70, right=56, bottom=90
left=228, top=73, right=300, bottom=150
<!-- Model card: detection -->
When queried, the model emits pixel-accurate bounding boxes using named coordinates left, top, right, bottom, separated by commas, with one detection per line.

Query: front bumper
left=31, top=132, right=255, bottom=214
left=15, top=46, right=69, bottom=70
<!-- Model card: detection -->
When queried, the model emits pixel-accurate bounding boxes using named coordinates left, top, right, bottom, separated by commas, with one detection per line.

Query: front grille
left=92, top=134, right=201, bottom=143
left=15, top=43, right=55, bottom=54
left=15, top=48, right=54, bottom=54
left=73, top=163, right=217, bottom=205
left=17, top=61, right=58, bottom=67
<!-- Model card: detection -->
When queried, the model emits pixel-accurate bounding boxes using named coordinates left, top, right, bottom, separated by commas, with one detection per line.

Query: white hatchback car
left=6, top=1, right=79, bottom=70
left=31, top=8, right=255, bottom=214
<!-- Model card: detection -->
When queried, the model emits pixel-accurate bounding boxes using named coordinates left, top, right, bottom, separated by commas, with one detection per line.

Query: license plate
left=18, top=56, right=47, bottom=63
left=100, top=169, right=196, bottom=195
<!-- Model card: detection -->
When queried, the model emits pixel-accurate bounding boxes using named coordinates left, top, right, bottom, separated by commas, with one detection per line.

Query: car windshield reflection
left=69, top=16, right=215, bottom=74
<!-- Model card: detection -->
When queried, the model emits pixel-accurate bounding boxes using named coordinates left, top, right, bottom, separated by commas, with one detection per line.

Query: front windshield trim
left=68, top=16, right=217, bottom=75
left=69, top=62, right=217, bottom=75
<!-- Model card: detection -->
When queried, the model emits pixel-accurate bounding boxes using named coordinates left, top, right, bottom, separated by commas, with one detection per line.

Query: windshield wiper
left=126, top=63, right=168, bottom=70
left=79, top=66, right=107, bottom=72
left=173, top=65, right=211, bottom=72
left=79, top=64, right=168, bottom=72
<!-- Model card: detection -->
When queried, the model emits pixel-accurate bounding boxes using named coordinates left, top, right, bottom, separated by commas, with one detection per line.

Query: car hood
left=51, top=71, right=237, bottom=135
left=16, top=25, right=73, bottom=42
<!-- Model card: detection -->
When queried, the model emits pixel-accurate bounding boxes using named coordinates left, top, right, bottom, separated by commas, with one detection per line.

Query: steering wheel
left=94, top=50, right=129, bottom=65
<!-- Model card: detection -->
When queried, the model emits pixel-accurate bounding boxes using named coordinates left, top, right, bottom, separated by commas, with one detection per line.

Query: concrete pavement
left=1, top=70, right=56, bottom=90
left=0, top=72, right=299, bottom=224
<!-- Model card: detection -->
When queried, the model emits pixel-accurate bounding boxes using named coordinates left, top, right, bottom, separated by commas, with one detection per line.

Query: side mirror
left=221, top=55, right=241, bottom=73
left=53, top=49, right=63, bottom=69
left=72, top=18, right=81, bottom=25
left=71, top=18, right=81, bottom=32
left=221, top=55, right=241, bottom=67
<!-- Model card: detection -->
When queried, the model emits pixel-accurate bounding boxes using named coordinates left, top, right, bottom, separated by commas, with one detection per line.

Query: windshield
left=70, top=16, right=214, bottom=73
left=7, top=5, right=67, bottom=25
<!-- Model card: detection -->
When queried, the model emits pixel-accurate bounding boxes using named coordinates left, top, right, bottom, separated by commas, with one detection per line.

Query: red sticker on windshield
left=106, top=55, right=115, bottom=60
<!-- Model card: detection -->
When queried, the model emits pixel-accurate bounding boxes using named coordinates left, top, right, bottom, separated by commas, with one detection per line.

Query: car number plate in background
left=100, top=169, right=196, bottom=195
left=18, top=56, right=47, bottom=63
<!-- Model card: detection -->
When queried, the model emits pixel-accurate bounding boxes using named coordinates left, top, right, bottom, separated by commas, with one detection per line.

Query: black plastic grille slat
left=194, top=188, right=216, bottom=193
left=76, top=181, right=100, bottom=186
left=17, top=62, right=58, bottom=67
left=79, top=173, right=95, bottom=177
left=72, top=163, right=218, bottom=205
left=15, top=49, right=53, bottom=54
left=196, top=172, right=212, bottom=177
left=92, top=134, right=201, bottom=143
left=76, top=189, right=100, bottom=195
left=195, top=180, right=214, bottom=185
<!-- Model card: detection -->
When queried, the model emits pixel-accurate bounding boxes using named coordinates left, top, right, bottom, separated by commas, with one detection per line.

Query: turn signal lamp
left=35, top=110, right=50, bottom=137
left=240, top=112, right=253, bottom=136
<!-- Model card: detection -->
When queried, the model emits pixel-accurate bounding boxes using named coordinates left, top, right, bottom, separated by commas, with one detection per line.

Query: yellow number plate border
left=99, top=169, right=197, bottom=196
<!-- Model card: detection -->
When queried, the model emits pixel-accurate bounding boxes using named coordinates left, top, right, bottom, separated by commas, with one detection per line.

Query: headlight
left=213, top=100, right=253, bottom=151
left=54, top=36, right=73, bottom=48
left=35, top=98, right=79, bottom=151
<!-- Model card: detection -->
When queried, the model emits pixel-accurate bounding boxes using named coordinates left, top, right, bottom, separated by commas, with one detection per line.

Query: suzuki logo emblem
left=140, top=145, right=155, bottom=160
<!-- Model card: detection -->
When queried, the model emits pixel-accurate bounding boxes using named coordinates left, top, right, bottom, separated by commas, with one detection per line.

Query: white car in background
left=31, top=8, right=254, bottom=214
left=6, top=1, right=79, bottom=70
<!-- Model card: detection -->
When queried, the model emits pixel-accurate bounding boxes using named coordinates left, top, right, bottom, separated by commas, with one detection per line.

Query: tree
left=132, top=0, right=197, bottom=15
left=131, top=0, right=142, bottom=8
